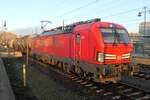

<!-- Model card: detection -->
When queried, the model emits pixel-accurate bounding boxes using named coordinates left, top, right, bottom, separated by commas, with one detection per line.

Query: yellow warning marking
left=23, top=64, right=26, bottom=87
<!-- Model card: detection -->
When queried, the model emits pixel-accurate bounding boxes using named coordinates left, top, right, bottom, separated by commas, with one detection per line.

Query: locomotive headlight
left=97, top=52, right=104, bottom=62
left=122, top=53, right=131, bottom=59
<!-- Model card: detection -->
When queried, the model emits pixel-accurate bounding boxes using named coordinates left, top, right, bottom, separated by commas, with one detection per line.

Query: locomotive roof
left=38, top=18, right=125, bottom=37
left=40, top=18, right=101, bottom=36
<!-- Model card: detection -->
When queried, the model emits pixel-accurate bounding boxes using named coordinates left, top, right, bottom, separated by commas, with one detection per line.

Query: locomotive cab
left=100, top=26, right=132, bottom=64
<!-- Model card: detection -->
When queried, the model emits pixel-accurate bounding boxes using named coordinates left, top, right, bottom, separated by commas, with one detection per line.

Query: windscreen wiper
left=113, top=28, right=120, bottom=46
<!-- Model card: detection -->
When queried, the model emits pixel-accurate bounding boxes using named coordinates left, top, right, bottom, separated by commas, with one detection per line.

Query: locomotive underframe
left=32, top=52, right=136, bottom=83
left=78, top=61, right=135, bottom=83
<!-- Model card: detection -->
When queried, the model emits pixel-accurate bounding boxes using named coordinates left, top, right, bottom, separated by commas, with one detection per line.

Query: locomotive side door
left=74, top=33, right=81, bottom=61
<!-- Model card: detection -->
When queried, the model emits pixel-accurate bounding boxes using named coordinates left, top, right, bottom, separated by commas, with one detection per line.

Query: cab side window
left=76, top=34, right=80, bottom=44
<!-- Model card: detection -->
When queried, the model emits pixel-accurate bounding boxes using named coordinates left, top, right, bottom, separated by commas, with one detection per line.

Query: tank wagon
left=13, top=38, right=21, bottom=51
left=28, top=18, right=138, bottom=83
left=13, top=35, right=37, bottom=55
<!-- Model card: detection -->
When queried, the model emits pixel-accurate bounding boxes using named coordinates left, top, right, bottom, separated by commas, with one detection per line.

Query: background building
left=139, top=22, right=150, bottom=54
left=139, top=22, right=150, bottom=36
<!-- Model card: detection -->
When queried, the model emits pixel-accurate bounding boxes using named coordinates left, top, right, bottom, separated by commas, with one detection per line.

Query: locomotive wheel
left=36, top=55, right=42, bottom=61
left=51, top=59, right=57, bottom=66
left=70, top=65, right=75, bottom=73
left=48, top=59, right=53, bottom=65
left=86, top=73, right=94, bottom=81
left=93, top=74, right=99, bottom=82
left=75, top=65, right=81, bottom=74
left=57, top=61, right=62, bottom=69
left=80, top=68, right=86, bottom=77
left=62, top=63, right=70, bottom=73
left=62, top=62, right=65, bottom=71
left=47, top=60, right=51, bottom=64
left=66, top=64, right=71, bottom=73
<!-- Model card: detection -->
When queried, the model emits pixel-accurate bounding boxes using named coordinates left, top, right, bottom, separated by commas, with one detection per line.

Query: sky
left=0, top=0, right=150, bottom=35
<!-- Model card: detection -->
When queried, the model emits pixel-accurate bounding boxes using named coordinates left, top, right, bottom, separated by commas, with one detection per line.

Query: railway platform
left=0, top=58, right=15, bottom=100
left=132, top=54, right=150, bottom=65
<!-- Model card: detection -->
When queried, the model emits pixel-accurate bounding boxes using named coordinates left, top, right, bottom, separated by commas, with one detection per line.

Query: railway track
left=132, top=54, right=150, bottom=66
left=133, top=71, right=150, bottom=80
left=132, top=64, right=150, bottom=80
left=69, top=75, right=150, bottom=100
left=29, top=57, right=150, bottom=100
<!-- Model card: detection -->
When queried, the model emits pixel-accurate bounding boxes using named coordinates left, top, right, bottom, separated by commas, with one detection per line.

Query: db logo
left=117, top=56, right=122, bottom=60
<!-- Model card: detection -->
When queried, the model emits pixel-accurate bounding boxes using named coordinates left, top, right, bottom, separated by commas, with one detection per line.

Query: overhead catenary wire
left=59, top=2, right=149, bottom=25
left=66, top=2, right=150, bottom=22
left=48, top=1, right=150, bottom=33
left=102, top=8, right=142, bottom=19
left=64, top=0, right=121, bottom=21
left=118, top=18, right=144, bottom=23
left=53, top=0, right=83, bottom=11
left=51, top=0, right=100, bottom=20
left=102, top=5, right=150, bottom=19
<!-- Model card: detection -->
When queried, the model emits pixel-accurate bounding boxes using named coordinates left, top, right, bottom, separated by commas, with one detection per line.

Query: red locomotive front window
left=100, top=28, right=130, bottom=44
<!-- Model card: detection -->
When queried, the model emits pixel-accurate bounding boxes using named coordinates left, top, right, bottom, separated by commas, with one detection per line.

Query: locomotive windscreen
left=100, top=28, right=130, bottom=44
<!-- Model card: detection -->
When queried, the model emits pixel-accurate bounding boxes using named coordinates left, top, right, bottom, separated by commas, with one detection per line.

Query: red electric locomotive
left=31, top=18, right=136, bottom=83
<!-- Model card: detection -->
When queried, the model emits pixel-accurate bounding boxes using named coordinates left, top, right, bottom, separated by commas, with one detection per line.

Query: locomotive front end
left=95, top=23, right=138, bottom=83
